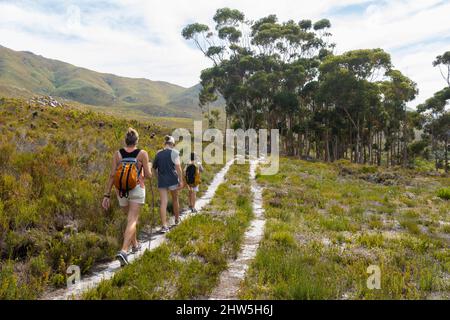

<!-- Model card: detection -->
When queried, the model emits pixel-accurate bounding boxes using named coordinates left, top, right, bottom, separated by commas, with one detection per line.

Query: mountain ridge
left=0, top=44, right=205, bottom=118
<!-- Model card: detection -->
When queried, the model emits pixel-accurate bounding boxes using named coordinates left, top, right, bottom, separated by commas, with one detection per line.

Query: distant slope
left=0, top=45, right=207, bottom=118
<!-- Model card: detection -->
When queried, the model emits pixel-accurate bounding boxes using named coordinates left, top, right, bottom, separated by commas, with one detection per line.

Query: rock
left=274, top=190, right=288, bottom=197
left=339, top=166, right=355, bottom=176
left=299, top=172, right=310, bottom=179
left=269, top=197, right=282, bottom=208
left=63, top=223, right=78, bottom=234
left=432, top=196, right=444, bottom=202
left=404, top=192, right=416, bottom=200
left=28, top=95, right=66, bottom=109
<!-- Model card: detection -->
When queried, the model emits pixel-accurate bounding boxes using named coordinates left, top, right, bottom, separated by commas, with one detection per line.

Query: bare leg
left=170, top=189, right=180, bottom=221
left=121, top=206, right=138, bottom=247
left=159, top=188, right=168, bottom=227
left=121, top=206, right=129, bottom=215
left=121, top=202, right=141, bottom=252
left=192, top=191, right=196, bottom=209
left=187, top=190, right=192, bottom=208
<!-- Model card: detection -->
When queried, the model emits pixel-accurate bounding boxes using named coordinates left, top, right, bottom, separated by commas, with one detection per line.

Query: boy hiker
left=184, top=152, right=204, bottom=213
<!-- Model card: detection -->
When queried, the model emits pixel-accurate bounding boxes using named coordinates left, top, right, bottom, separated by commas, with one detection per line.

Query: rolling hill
left=0, top=45, right=206, bottom=118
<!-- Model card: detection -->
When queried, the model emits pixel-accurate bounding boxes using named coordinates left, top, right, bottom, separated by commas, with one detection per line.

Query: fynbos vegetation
left=0, top=97, right=222, bottom=299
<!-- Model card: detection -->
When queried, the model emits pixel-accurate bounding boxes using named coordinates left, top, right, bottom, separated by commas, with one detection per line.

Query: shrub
left=437, top=188, right=450, bottom=200
left=0, top=261, right=23, bottom=299
left=29, top=254, right=51, bottom=280
left=0, top=200, right=8, bottom=232
left=357, top=233, right=384, bottom=248
left=270, top=231, right=296, bottom=248
left=360, top=166, right=378, bottom=174
left=400, top=220, right=421, bottom=235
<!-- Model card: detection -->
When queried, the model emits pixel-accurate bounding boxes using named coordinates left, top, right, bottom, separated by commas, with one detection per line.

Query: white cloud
left=0, top=0, right=449, bottom=105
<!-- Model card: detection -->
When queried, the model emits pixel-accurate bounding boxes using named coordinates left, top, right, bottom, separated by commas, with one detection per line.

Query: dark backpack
left=185, top=163, right=200, bottom=186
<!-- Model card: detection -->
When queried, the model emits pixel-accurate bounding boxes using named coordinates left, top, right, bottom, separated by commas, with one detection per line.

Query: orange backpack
left=114, top=149, right=141, bottom=198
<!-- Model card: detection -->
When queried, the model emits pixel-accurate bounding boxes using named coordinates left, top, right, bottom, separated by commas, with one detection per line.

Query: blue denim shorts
left=159, top=184, right=179, bottom=191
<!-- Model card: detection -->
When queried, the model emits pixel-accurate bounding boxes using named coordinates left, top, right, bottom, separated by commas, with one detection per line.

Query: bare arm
left=139, top=151, right=152, bottom=181
left=102, top=152, right=119, bottom=210
left=105, top=151, right=119, bottom=196
left=152, top=153, right=158, bottom=178
left=176, top=162, right=184, bottom=187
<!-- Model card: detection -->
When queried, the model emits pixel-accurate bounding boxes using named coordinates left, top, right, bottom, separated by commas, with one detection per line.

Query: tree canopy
left=183, top=8, right=446, bottom=169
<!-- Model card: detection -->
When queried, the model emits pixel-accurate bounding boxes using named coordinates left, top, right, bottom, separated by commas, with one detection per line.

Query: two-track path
left=209, top=158, right=266, bottom=299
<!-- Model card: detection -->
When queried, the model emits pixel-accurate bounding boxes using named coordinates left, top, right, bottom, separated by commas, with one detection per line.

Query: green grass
left=83, top=163, right=253, bottom=299
left=0, top=97, right=224, bottom=299
left=240, top=157, right=450, bottom=300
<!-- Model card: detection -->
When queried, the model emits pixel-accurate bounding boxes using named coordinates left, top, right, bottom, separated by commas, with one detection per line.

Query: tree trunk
left=325, top=130, right=330, bottom=162
left=445, top=135, right=449, bottom=173
left=377, top=132, right=382, bottom=166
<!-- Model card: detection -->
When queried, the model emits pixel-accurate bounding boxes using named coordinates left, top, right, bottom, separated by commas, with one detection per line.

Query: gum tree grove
left=183, top=8, right=448, bottom=168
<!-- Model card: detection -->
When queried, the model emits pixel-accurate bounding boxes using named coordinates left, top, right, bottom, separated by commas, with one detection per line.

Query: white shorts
left=188, top=186, right=199, bottom=192
left=117, top=185, right=145, bottom=206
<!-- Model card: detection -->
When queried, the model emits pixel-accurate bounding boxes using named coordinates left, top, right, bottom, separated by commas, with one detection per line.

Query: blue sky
left=0, top=0, right=449, bottom=106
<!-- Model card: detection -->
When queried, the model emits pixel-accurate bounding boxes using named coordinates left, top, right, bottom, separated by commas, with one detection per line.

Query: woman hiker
left=102, top=128, right=152, bottom=266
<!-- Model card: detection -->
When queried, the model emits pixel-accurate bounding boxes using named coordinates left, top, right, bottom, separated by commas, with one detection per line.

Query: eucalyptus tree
left=417, top=87, right=450, bottom=171
left=182, top=8, right=333, bottom=156
left=433, top=51, right=450, bottom=87
left=318, top=49, right=392, bottom=163
left=379, top=70, right=418, bottom=166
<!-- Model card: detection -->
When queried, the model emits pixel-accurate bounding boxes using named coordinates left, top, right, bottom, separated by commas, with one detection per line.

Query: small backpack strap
left=125, top=164, right=133, bottom=198
left=118, top=163, right=126, bottom=198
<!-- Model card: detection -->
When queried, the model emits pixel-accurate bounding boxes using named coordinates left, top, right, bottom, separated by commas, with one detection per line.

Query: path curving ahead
left=209, top=158, right=266, bottom=300
left=42, top=159, right=235, bottom=300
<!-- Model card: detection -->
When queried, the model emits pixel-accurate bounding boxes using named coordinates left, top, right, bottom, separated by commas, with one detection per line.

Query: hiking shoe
left=174, top=218, right=180, bottom=225
left=116, top=251, right=129, bottom=267
left=131, top=243, right=142, bottom=254
left=160, top=226, right=170, bottom=234
left=181, top=208, right=191, bottom=215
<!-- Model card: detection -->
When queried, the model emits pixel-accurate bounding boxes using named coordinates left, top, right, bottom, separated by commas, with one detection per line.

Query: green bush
left=270, top=231, right=296, bottom=248
left=437, top=188, right=450, bottom=200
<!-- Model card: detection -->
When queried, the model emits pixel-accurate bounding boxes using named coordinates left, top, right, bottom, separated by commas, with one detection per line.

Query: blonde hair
left=125, top=128, right=139, bottom=146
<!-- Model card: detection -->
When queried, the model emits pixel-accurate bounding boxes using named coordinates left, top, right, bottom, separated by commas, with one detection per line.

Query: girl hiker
left=184, top=152, right=204, bottom=213
left=152, top=135, right=184, bottom=233
left=102, top=128, right=152, bottom=266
